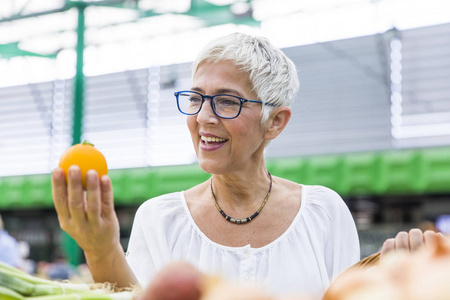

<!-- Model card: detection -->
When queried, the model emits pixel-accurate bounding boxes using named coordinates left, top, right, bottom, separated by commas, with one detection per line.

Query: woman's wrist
left=84, top=242, right=136, bottom=286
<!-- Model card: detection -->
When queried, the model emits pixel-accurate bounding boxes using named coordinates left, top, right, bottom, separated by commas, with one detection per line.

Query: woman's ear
left=264, top=106, right=291, bottom=141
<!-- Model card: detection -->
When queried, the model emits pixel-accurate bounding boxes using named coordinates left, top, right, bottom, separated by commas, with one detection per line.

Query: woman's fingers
left=52, top=167, right=70, bottom=221
left=380, top=228, right=450, bottom=266
left=381, top=238, right=395, bottom=258
left=381, top=228, right=443, bottom=260
left=51, top=165, right=120, bottom=258
left=408, top=228, right=424, bottom=251
left=100, top=175, right=115, bottom=218
left=394, top=231, right=409, bottom=250
left=424, top=230, right=438, bottom=250
left=86, top=170, right=102, bottom=224
left=53, top=165, right=113, bottom=226
left=67, top=165, right=87, bottom=222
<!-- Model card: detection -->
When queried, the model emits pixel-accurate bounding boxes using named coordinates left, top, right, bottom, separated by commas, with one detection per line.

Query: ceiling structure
left=1, top=0, right=450, bottom=88
left=0, top=0, right=450, bottom=179
left=0, top=0, right=258, bottom=58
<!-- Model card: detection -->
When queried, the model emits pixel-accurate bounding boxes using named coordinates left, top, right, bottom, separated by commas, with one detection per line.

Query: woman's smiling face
left=187, top=61, right=267, bottom=175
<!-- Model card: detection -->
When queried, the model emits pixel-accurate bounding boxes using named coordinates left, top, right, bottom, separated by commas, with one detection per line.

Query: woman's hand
left=52, top=165, right=137, bottom=287
left=381, top=228, right=447, bottom=258
left=52, top=165, right=120, bottom=255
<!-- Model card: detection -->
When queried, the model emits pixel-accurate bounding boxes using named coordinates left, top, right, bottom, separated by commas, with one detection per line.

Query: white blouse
left=126, top=185, right=360, bottom=298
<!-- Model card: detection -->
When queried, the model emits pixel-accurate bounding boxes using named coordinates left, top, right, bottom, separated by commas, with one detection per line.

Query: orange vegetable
left=59, top=139, right=108, bottom=189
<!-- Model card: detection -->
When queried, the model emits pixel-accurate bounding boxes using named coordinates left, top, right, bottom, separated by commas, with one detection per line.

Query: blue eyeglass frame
left=174, top=90, right=277, bottom=119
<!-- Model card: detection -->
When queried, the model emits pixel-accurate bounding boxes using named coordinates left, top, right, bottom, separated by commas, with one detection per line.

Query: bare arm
left=52, top=166, right=138, bottom=288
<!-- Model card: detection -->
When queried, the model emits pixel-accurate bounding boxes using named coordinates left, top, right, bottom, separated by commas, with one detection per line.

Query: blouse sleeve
left=125, top=203, right=157, bottom=288
left=309, top=186, right=360, bottom=281
left=125, top=192, right=187, bottom=288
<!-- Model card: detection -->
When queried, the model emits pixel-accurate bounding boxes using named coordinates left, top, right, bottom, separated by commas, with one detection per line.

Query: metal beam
left=0, top=6, right=71, bottom=23
left=64, top=3, right=87, bottom=267
left=72, top=5, right=86, bottom=146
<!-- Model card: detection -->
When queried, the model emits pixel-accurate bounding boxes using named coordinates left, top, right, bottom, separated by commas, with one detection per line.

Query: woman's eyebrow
left=190, top=87, right=244, bottom=97
left=216, top=88, right=244, bottom=97
left=190, top=87, right=203, bottom=93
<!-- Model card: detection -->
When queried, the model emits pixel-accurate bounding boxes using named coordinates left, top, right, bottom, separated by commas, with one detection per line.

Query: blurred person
left=35, top=260, right=50, bottom=279
left=51, top=32, right=360, bottom=298
left=46, top=247, right=75, bottom=280
left=0, top=213, right=23, bottom=268
left=18, top=240, right=36, bottom=274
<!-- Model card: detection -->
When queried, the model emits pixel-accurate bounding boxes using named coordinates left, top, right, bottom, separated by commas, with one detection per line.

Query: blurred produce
left=0, top=261, right=136, bottom=299
left=324, top=234, right=450, bottom=300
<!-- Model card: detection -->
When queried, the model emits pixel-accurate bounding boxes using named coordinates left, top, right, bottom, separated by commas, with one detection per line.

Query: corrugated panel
left=0, top=81, right=72, bottom=177
left=0, top=24, right=449, bottom=182
left=150, top=63, right=197, bottom=166
left=82, top=69, right=150, bottom=169
left=80, top=64, right=196, bottom=169
left=396, top=23, right=450, bottom=148
left=267, top=34, right=392, bottom=158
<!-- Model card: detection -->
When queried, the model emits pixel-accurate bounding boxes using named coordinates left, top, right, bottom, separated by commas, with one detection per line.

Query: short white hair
left=192, top=32, right=300, bottom=126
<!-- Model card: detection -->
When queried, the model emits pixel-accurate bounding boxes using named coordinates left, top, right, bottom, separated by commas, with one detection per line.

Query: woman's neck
left=210, top=167, right=271, bottom=210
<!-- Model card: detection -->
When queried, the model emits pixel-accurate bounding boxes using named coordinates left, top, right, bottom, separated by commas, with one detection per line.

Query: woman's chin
left=198, top=160, right=227, bottom=175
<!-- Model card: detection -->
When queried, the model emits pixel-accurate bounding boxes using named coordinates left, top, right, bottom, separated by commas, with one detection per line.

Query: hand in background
left=381, top=228, right=448, bottom=258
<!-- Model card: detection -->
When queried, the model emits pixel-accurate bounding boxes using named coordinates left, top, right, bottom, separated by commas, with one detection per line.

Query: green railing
left=1, top=147, right=449, bottom=210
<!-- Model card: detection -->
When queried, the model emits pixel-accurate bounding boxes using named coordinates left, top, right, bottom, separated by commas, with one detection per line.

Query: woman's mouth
left=200, top=135, right=228, bottom=150
left=201, top=136, right=227, bottom=144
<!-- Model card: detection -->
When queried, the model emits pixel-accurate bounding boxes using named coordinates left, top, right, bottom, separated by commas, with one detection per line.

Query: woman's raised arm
left=52, top=166, right=138, bottom=288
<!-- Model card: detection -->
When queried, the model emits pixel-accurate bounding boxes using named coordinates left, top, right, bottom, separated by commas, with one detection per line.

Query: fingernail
left=100, top=175, right=110, bottom=184
left=68, top=165, right=80, bottom=177
left=52, top=168, right=61, bottom=178
left=87, top=170, right=98, bottom=182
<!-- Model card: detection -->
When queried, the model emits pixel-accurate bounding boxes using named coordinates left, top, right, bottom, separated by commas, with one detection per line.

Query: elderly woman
left=52, top=33, right=360, bottom=298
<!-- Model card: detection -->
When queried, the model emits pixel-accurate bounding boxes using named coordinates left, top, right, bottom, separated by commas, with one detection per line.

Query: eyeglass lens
left=177, top=92, right=241, bottom=118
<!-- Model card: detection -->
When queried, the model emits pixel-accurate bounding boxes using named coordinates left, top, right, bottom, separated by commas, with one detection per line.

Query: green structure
left=1, top=146, right=450, bottom=210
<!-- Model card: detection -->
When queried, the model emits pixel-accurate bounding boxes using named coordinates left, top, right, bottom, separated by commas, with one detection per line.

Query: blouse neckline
left=180, top=185, right=306, bottom=252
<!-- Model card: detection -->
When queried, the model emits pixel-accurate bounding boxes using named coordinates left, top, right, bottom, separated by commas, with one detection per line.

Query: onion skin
left=137, top=262, right=316, bottom=300
left=137, top=262, right=203, bottom=300
left=324, top=234, right=450, bottom=300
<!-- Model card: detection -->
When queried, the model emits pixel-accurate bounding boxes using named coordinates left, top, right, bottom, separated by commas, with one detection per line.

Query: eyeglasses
left=174, top=90, right=276, bottom=119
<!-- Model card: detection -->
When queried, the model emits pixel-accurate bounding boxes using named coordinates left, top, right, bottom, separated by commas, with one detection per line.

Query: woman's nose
left=196, top=99, right=219, bottom=124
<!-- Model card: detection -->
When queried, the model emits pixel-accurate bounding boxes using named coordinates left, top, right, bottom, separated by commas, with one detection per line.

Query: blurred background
left=1, top=0, right=450, bottom=279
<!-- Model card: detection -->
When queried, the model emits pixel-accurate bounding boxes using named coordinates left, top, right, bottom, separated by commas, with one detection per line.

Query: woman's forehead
left=193, top=61, right=254, bottom=95
left=195, top=60, right=242, bottom=76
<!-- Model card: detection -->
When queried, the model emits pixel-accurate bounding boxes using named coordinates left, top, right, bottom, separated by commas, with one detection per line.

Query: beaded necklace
left=210, top=172, right=272, bottom=224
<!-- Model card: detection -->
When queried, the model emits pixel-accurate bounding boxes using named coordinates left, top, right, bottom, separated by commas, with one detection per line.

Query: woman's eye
left=189, top=97, right=202, bottom=103
left=216, top=97, right=240, bottom=106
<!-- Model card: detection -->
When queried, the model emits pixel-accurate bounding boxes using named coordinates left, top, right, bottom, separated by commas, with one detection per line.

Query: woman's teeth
left=201, top=136, right=227, bottom=143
